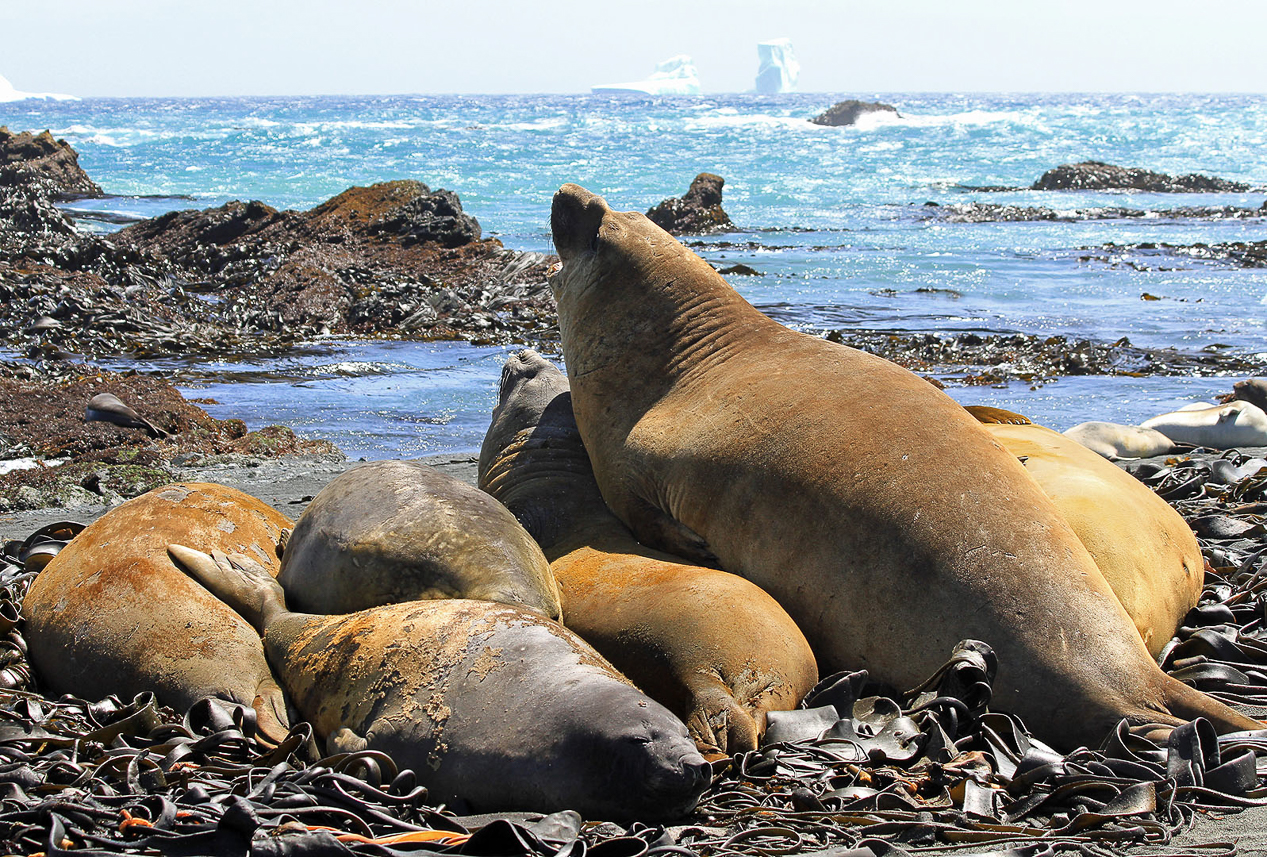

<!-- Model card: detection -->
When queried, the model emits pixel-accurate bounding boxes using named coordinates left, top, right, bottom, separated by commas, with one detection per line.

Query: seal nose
left=551, top=184, right=608, bottom=261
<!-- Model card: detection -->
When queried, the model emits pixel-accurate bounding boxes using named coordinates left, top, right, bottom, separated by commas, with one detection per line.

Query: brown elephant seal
left=1230, top=378, right=1267, bottom=412
left=1141, top=400, right=1267, bottom=449
left=548, top=183, right=1260, bottom=749
left=478, top=350, right=818, bottom=755
left=1063, top=421, right=1179, bottom=460
left=976, top=419, right=1203, bottom=656
left=278, top=459, right=561, bottom=619
left=85, top=392, right=169, bottom=438
left=23, top=483, right=293, bottom=741
left=168, top=545, right=710, bottom=820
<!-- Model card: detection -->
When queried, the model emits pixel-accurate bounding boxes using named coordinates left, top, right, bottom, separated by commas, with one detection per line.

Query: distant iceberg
left=591, top=55, right=701, bottom=96
left=754, top=39, right=799, bottom=94
left=0, top=73, right=76, bottom=103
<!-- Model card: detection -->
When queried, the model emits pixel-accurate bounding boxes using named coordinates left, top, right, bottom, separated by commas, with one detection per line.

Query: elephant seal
left=978, top=420, right=1203, bottom=656
left=548, top=183, right=1260, bottom=748
left=478, top=350, right=818, bottom=755
left=1230, top=378, right=1267, bottom=412
left=85, top=392, right=168, bottom=438
left=168, top=545, right=710, bottom=820
left=23, top=483, right=293, bottom=741
left=1063, top=421, right=1178, bottom=460
left=1141, top=400, right=1267, bottom=449
left=278, top=459, right=561, bottom=619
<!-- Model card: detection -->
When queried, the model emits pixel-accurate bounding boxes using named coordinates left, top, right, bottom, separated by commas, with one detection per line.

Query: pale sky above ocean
left=1, top=0, right=1265, bottom=97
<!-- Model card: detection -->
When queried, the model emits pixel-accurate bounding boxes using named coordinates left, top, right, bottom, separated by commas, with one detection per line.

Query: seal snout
left=551, top=184, right=609, bottom=262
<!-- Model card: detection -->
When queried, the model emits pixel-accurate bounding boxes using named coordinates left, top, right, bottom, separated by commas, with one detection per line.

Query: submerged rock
left=1032, top=161, right=1249, bottom=193
left=646, top=173, right=734, bottom=236
left=810, top=99, right=900, bottom=127
left=0, top=126, right=102, bottom=198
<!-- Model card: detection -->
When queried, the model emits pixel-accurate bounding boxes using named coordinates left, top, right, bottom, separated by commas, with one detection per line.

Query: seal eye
left=590, top=231, right=601, bottom=253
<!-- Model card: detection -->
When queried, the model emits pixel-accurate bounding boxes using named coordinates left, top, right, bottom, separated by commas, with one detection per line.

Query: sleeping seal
left=548, top=183, right=1259, bottom=749
left=1141, top=400, right=1267, bottom=449
left=23, top=483, right=293, bottom=741
left=1062, top=421, right=1178, bottom=460
left=479, top=350, right=818, bottom=755
left=168, top=545, right=710, bottom=820
left=278, top=459, right=561, bottom=619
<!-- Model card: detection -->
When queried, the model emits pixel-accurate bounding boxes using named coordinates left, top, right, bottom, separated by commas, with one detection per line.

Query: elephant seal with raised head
left=548, top=183, right=1260, bottom=749
left=168, top=545, right=710, bottom=821
left=278, top=459, right=561, bottom=619
left=479, top=349, right=818, bottom=755
left=23, top=483, right=293, bottom=741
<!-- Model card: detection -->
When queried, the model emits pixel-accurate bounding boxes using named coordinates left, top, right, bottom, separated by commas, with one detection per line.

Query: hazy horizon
left=2, top=0, right=1266, bottom=99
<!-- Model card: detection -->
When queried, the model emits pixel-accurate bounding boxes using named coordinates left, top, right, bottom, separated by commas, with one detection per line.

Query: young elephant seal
left=168, top=545, right=710, bottom=821
left=479, top=350, right=818, bottom=755
left=1062, top=421, right=1178, bottom=460
left=1141, top=400, right=1267, bottom=449
left=23, top=484, right=293, bottom=741
left=548, top=183, right=1260, bottom=749
left=278, top=459, right=561, bottom=619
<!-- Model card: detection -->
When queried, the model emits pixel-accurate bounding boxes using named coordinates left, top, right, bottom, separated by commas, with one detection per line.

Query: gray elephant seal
left=169, top=545, right=710, bottom=820
left=278, top=459, right=561, bottom=619
left=85, top=392, right=169, bottom=438
left=1141, top=400, right=1267, bottom=449
left=548, top=183, right=1260, bottom=749
left=479, top=350, right=818, bottom=756
left=23, top=483, right=293, bottom=741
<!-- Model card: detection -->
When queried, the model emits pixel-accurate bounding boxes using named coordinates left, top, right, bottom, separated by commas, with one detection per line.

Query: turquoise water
left=7, top=93, right=1267, bottom=458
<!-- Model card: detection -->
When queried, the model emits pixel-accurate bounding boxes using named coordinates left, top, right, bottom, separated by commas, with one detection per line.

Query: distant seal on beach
left=1141, top=400, right=1267, bottom=449
left=548, top=183, right=1259, bottom=748
left=169, top=545, right=710, bottom=820
left=23, top=483, right=293, bottom=741
left=277, top=459, right=561, bottom=619
left=1062, top=421, right=1179, bottom=460
left=85, top=392, right=168, bottom=438
left=479, top=350, right=818, bottom=755
left=979, top=420, right=1203, bottom=656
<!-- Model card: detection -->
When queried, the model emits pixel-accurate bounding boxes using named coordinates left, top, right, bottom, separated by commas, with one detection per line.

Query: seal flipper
left=965, top=405, right=1032, bottom=426
left=622, top=496, right=717, bottom=566
left=327, top=726, right=369, bottom=755
left=167, top=544, right=288, bottom=631
left=253, top=677, right=292, bottom=745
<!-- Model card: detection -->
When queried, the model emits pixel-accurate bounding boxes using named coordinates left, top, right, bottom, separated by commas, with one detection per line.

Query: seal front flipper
left=622, top=495, right=717, bottom=565
left=327, top=726, right=369, bottom=755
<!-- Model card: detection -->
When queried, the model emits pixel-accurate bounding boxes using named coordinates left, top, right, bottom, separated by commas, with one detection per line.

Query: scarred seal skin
left=23, top=483, right=293, bottom=741
left=548, top=183, right=1261, bottom=749
left=478, top=350, right=818, bottom=755
left=169, top=545, right=711, bottom=821
left=278, top=459, right=561, bottom=620
left=979, top=419, right=1203, bottom=657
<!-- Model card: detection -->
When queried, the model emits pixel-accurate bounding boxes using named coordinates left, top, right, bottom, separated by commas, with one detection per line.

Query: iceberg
left=754, top=39, right=799, bottom=94
left=591, top=55, right=701, bottom=96
left=0, top=73, right=76, bottom=103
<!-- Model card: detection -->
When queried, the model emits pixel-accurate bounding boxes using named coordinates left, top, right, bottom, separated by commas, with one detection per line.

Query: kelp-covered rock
left=0, top=126, right=102, bottom=199
left=809, top=99, right=900, bottom=127
left=645, top=173, right=733, bottom=236
left=1032, top=160, right=1250, bottom=192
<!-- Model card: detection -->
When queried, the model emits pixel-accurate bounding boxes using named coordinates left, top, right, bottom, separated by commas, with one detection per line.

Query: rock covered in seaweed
left=1032, top=161, right=1249, bottom=193
left=645, top=173, right=734, bottom=236
left=0, top=127, right=102, bottom=199
left=809, top=99, right=900, bottom=127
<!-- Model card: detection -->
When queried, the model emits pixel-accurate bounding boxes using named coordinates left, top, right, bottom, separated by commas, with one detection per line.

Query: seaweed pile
left=4, top=451, right=1267, bottom=856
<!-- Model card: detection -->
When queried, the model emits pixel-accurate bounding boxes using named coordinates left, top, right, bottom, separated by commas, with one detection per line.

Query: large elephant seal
left=168, top=545, right=710, bottom=821
left=548, top=183, right=1260, bottom=748
left=975, top=417, right=1203, bottom=656
left=1062, top=421, right=1179, bottom=460
left=1141, top=400, right=1267, bottom=449
left=23, top=483, right=293, bottom=741
left=479, top=350, right=818, bottom=755
left=278, top=459, right=561, bottom=619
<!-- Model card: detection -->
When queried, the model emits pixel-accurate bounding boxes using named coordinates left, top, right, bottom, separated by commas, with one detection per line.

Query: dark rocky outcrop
left=1079, top=240, right=1267, bottom=270
left=0, top=127, right=102, bottom=198
left=920, top=201, right=1267, bottom=224
left=809, top=99, right=900, bottom=127
left=1032, top=161, right=1249, bottom=193
left=646, top=173, right=734, bottom=236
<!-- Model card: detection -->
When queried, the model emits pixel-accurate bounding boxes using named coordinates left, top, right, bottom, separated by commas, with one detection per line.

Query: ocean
left=4, top=92, right=1266, bottom=460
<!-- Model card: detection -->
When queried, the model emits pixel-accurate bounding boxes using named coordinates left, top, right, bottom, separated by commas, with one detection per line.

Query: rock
left=809, top=100, right=900, bottom=127
left=308, top=180, right=481, bottom=247
left=1032, top=161, right=1249, bottom=193
left=0, top=127, right=102, bottom=199
left=646, top=173, right=734, bottom=236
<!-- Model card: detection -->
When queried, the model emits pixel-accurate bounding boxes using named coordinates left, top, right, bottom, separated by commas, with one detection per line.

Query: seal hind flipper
left=253, top=677, right=292, bottom=745
left=168, top=544, right=287, bottom=631
left=965, top=405, right=1032, bottom=425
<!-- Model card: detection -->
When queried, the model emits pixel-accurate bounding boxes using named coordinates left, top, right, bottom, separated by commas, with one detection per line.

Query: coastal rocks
left=1032, top=161, right=1249, bottom=193
left=921, top=201, right=1267, bottom=224
left=645, top=173, right=734, bottom=235
left=0, top=127, right=102, bottom=198
left=310, top=180, right=480, bottom=248
left=1079, top=240, right=1267, bottom=270
left=809, top=99, right=900, bottom=127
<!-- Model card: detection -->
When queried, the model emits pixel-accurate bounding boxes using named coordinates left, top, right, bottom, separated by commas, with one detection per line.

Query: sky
left=2, top=0, right=1266, bottom=98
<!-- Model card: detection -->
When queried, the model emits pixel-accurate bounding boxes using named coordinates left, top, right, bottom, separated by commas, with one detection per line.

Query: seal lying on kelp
left=278, top=459, right=561, bottom=619
left=548, top=183, right=1260, bottom=749
left=478, top=349, right=818, bottom=755
left=969, top=408, right=1203, bottom=656
left=168, top=544, right=710, bottom=820
left=23, top=483, right=293, bottom=741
